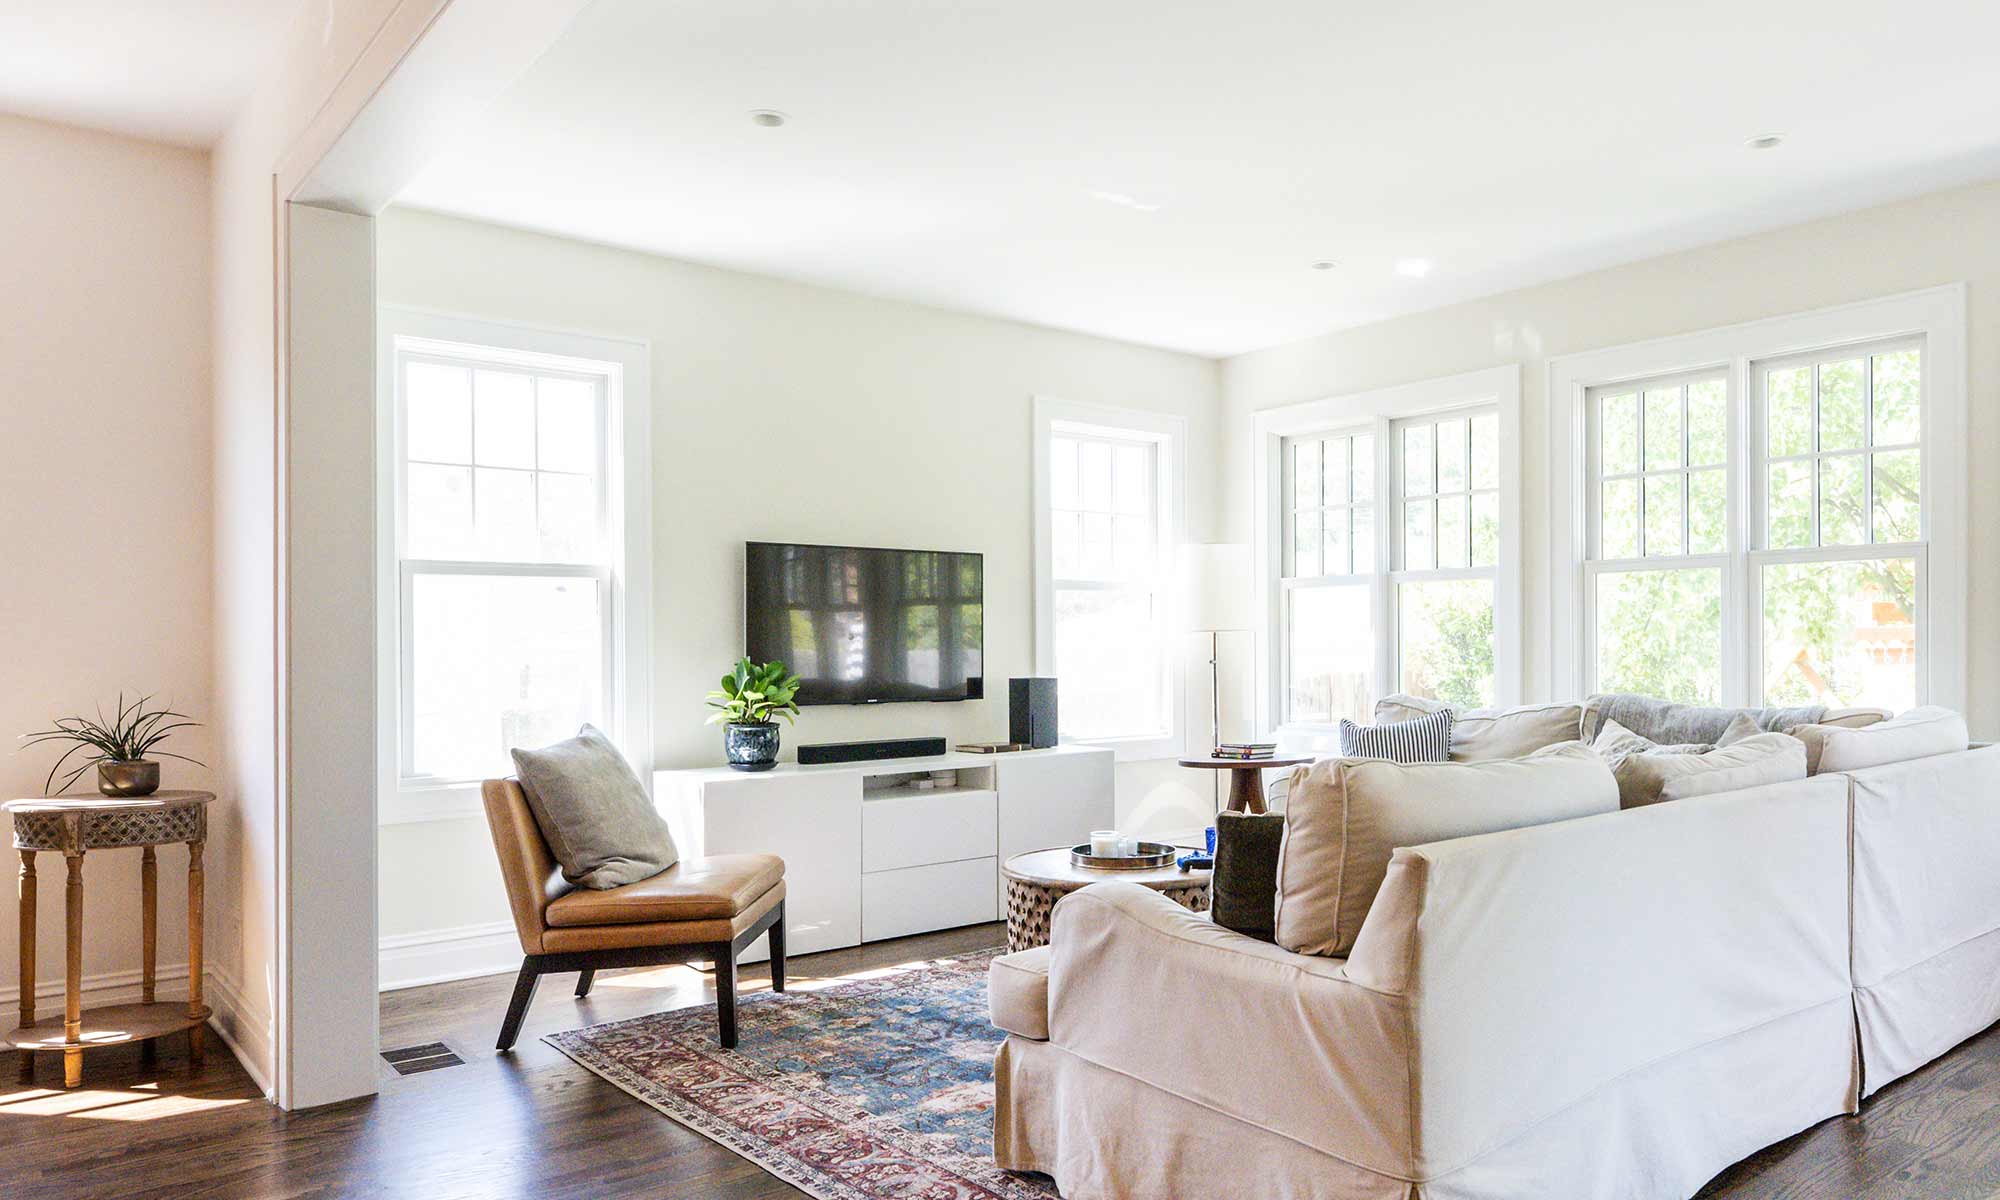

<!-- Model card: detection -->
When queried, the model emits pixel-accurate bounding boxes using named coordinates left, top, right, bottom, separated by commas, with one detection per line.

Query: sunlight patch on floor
left=0, top=1087, right=249, bottom=1120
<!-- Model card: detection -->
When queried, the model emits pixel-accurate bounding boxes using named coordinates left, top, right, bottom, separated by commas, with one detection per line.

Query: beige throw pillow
left=1273, top=742, right=1617, bottom=957
left=1373, top=694, right=1584, bottom=762
left=1655, top=733, right=1808, bottom=802
left=1787, top=706, right=1968, bottom=775
left=510, top=724, right=680, bottom=890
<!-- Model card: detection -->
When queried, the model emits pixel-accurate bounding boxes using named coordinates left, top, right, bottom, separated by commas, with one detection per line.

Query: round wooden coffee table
left=1178, top=754, right=1313, bottom=814
left=1001, top=847, right=1211, bottom=952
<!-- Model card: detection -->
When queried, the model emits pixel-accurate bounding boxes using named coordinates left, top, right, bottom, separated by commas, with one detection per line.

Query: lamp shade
left=1177, top=543, right=1253, bottom=633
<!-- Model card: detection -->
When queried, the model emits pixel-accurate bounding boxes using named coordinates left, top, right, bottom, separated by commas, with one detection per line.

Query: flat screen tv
left=744, top=541, right=984, bottom=705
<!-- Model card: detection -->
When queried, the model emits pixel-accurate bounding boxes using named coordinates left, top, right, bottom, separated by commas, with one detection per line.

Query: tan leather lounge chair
left=480, top=779, right=787, bottom=1050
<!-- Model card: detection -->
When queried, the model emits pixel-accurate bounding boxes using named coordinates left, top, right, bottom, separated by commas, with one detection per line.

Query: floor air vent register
left=381, top=1042, right=466, bottom=1076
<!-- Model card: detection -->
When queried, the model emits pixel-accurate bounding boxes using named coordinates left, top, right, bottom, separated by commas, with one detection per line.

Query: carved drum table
left=7, top=791, right=213, bottom=1088
left=1000, top=846, right=1211, bottom=953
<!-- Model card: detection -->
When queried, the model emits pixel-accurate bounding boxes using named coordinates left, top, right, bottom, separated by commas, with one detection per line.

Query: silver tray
left=1069, top=841, right=1178, bottom=870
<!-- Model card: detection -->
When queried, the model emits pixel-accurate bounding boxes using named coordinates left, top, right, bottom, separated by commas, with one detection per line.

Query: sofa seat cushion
left=1789, top=706, right=1968, bottom=775
left=989, top=946, right=1052, bottom=1040
left=1274, top=742, right=1617, bottom=957
left=1374, top=695, right=1581, bottom=761
left=544, top=853, right=785, bottom=927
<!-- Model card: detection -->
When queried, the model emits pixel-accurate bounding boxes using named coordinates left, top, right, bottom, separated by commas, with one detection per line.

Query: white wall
left=210, top=0, right=443, bottom=1096
left=1220, top=179, right=2000, bottom=732
left=372, top=206, right=1222, bottom=960
left=0, top=114, right=213, bottom=1013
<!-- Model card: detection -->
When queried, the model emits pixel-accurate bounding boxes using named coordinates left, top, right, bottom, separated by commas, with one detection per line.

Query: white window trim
left=376, top=306, right=653, bottom=825
left=1031, top=396, right=1187, bottom=761
left=1548, top=284, right=1967, bottom=709
left=1252, top=365, right=1524, bottom=739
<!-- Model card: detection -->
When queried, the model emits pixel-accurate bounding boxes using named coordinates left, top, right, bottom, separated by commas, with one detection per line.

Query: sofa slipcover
left=1846, top=744, right=2000, bottom=1094
left=1002, top=775, right=1857, bottom=1200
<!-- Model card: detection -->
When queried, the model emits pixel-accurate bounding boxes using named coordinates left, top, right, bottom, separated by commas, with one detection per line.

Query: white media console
left=654, top=745, right=1114, bottom=961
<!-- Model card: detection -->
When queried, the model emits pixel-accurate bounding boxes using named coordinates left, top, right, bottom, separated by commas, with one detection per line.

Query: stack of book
left=1211, top=741, right=1277, bottom=761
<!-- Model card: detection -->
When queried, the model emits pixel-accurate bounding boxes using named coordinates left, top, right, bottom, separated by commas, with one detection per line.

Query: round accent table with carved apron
left=7, top=791, right=213, bottom=1088
left=1000, top=846, right=1211, bottom=953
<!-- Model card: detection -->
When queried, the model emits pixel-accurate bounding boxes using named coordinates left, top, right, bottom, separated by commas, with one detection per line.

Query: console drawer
left=861, top=789, right=996, bottom=873
left=862, top=857, right=997, bottom=941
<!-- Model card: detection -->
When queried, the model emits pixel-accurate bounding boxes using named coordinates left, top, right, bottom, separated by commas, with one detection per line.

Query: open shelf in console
left=861, top=763, right=996, bottom=802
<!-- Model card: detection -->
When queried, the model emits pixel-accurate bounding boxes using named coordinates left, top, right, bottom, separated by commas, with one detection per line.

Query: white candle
left=1089, top=830, right=1120, bottom=856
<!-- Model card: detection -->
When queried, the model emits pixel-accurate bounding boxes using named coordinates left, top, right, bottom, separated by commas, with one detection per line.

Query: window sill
left=1062, top=733, right=1180, bottom=763
left=380, top=782, right=484, bottom=826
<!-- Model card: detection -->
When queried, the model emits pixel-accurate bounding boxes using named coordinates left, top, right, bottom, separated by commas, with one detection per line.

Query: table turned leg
left=187, top=840, right=205, bottom=1067
left=1225, top=766, right=1267, bottom=814
left=64, top=852, right=84, bottom=1088
left=141, top=846, right=158, bottom=1004
left=17, top=851, right=33, bottom=1080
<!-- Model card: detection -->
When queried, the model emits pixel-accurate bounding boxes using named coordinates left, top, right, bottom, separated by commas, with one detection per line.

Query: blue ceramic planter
left=724, top=722, right=781, bottom=771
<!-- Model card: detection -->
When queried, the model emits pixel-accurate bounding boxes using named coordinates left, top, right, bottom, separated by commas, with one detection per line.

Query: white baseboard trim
left=0, top=961, right=191, bottom=1009
left=0, top=960, right=274, bottom=1100
left=204, top=967, right=275, bottom=1099
left=379, top=920, right=519, bottom=991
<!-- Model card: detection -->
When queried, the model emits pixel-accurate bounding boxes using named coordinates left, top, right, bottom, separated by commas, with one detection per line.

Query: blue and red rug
left=545, top=949, right=1059, bottom=1199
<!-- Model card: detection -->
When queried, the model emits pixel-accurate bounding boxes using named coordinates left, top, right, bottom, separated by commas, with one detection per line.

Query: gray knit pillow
left=1338, top=709, right=1453, bottom=763
left=510, top=725, right=679, bottom=890
left=1210, top=812, right=1287, bottom=942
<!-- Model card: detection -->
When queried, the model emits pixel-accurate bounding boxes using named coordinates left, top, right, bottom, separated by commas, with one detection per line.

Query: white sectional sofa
left=988, top=702, right=1999, bottom=1199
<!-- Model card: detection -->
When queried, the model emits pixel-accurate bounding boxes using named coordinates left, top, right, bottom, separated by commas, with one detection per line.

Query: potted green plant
left=22, top=693, right=204, bottom=797
left=706, top=658, right=801, bottom=771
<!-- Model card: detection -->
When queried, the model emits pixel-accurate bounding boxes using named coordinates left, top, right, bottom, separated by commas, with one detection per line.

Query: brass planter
left=97, top=760, right=161, bottom=797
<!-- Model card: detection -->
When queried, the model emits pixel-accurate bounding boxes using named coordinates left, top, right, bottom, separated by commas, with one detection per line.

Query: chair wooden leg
left=574, top=968, right=596, bottom=998
left=714, top=945, right=738, bottom=1049
left=768, top=901, right=786, bottom=994
left=497, top=960, right=542, bottom=1052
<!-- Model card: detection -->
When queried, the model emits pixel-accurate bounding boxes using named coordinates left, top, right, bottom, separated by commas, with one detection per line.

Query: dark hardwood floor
left=2, top=923, right=1995, bottom=1199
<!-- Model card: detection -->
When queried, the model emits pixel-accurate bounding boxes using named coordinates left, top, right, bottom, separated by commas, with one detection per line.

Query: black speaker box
left=796, top=736, right=949, bottom=765
left=1009, top=677, right=1059, bottom=749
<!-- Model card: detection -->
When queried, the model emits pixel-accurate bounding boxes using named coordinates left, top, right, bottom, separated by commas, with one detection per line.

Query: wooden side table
left=1177, top=755, right=1313, bottom=814
left=7, top=791, right=213, bottom=1088
left=1001, top=847, right=1211, bottom=953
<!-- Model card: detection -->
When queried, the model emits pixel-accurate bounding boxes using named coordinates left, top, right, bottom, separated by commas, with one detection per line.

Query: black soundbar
left=796, top=736, right=949, bottom=765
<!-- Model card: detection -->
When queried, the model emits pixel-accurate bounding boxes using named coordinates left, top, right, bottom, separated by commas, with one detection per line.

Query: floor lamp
left=1180, top=544, right=1252, bottom=806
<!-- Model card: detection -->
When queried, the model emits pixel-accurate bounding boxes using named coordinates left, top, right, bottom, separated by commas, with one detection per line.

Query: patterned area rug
left=545, top=949, right=1059, bottom=1199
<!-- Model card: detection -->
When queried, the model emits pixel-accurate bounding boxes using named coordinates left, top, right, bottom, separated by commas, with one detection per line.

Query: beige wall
left=0, top=114, right=213, bottom=1011
left=1220, top=179, right=2000, bottom=731
left=372, top=206, right=1222, bottom=946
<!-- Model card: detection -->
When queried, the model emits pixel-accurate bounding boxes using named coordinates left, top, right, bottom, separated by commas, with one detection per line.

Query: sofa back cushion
left=1590, top=718, right=1807, bottom=808
left=1273, top=742, right=1617, bottom=957
left=1580, top=693, right=1889, bottom=745
left=1373, top=694, right=1583, bottom=761
left=1788, top=706, right=1968, bottom=775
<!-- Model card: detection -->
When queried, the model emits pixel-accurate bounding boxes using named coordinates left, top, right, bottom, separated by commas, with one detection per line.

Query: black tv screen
left=745, top=542, right=984, bottom=705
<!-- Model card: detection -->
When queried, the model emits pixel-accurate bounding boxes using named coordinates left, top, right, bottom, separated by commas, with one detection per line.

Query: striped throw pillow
left=1338, top=709, right=1453, bottom=763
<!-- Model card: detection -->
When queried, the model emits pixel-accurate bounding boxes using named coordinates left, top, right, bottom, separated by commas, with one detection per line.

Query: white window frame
left=1031, top=396, right=1186, bottom=761
left=1549, top=285, right=1966, bottom=709
left=376, top=307, right=653, bottom=825
left=1252, top=365, right=1523, bottom=742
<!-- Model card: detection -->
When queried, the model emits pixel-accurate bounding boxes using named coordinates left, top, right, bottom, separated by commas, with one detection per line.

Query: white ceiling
left=400, top=0, right=2000, bottom=357
left=0, top=1, right=305, bottom=147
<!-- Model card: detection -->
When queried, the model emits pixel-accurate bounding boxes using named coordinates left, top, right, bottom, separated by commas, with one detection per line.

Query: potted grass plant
left=706, top=658, right=801, bottom=771
left=22, top=693, right=204, bottom=797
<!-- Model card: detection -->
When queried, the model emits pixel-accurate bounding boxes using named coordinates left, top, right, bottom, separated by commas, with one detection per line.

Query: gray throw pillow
left=1210, top=812, right=1286, bottom=942
left=510, top=725, right=679, bottom=890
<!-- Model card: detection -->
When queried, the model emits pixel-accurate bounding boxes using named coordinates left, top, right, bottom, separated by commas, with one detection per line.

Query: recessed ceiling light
left=749, top=109, right=788, bottom=128
left=1746, top=133, right=1784, bottom=150
left=1395, top=258, right=1433, bottom=278
left=1088, top=189, right=1161, bottom=213
left=1310, top=260, right=1338, bottom=271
